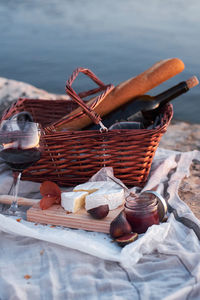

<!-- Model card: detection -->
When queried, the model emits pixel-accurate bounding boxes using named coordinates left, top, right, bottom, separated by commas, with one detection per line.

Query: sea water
left=0, top=0, right=199, bottom=123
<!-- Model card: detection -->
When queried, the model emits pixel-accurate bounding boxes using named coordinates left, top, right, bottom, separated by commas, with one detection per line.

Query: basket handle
left=51, top=68, right=114, bottom=131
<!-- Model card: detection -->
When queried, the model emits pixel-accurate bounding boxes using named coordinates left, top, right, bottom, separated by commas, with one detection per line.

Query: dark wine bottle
left=86, top=76, right=199, bottom=130
left=142, top=76, right=199, bottom=123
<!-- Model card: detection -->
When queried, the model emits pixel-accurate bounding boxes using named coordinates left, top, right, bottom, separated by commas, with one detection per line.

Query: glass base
left=2, top=207, right=26, bottom=219
left=1, top=171, right=27, bottom=219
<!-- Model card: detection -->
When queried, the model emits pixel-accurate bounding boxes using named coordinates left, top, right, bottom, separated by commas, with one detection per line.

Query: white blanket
left=0, top=148, right=200, bottom=300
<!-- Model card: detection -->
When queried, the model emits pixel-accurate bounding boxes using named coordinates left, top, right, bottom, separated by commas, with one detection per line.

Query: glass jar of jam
left=124, top=194, right=160, bottom=234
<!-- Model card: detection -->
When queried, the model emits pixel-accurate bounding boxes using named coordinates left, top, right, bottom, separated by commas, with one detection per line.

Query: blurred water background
left=0, top=0, right=199, bottom=123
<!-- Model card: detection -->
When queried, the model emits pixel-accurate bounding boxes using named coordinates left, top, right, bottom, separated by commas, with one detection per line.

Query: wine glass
left=0, top=116, right=41, bottom=218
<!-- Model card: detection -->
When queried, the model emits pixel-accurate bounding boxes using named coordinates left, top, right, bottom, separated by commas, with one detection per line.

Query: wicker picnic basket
left=2, top=68, right=173, bottom=187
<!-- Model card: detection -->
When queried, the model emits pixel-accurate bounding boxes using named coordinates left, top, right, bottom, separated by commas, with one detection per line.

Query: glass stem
left=9, top=171, right=22, bottom=213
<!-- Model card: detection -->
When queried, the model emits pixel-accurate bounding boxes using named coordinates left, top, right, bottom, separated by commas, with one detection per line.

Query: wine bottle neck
left=155, top=81, right=189, bottom=107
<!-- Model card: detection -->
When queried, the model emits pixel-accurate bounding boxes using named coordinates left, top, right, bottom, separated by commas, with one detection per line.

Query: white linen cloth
left=0, top=148, right=200, bottom=300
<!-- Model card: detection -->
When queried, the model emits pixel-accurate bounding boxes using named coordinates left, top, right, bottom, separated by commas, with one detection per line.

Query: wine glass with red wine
left=0, top=117, right=41, bottom=217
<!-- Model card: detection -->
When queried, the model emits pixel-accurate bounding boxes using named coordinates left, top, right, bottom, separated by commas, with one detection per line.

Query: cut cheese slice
left=61, top=191, right=88, bottom=213
left=85, top=188, right=125, bottom=211
left=73, top=181, right=121, bottom=194
left=73, top=181, right=105, bottom=193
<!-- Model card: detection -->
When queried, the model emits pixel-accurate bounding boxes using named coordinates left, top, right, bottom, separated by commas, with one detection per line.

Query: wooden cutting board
left=27, top=203, right=124, bottom=233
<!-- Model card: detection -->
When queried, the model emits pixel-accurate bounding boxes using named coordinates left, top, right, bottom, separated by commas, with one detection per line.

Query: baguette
left=56, top=58, right=184, bottom=131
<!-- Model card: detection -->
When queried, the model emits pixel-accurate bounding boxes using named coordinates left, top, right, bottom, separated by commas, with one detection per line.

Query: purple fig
left=110, top=211, right=132, bottom=238
left=115, top=232, right=138, bottom=247
left=87, top=204, right=109, bottom=219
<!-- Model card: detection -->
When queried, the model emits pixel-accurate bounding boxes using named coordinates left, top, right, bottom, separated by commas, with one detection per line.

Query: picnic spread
left=0, top=58, right=200, bottom=299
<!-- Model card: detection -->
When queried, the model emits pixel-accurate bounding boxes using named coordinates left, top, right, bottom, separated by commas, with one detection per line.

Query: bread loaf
left=55, top=58, right=184, bottom=131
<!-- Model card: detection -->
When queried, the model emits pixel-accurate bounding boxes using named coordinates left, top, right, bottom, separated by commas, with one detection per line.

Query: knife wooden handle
left=55, top=58, right=184, bottom=131
left=0, top=195, right=40, bottom=206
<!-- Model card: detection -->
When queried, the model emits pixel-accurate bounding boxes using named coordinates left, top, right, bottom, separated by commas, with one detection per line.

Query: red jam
left=124, top=194, right=160, bottom=234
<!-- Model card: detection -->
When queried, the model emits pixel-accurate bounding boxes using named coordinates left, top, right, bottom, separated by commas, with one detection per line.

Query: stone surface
left=178, top=160, right=200, bottom=220
left=0, top=77, right=69, bottom=117
left=159, top=119, right=200, bottom=152
left=160, top=119, right=200, bottom=220
left=0, top=78, right=199, bottom=219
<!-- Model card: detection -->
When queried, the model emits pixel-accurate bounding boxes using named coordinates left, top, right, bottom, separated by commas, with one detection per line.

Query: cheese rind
left=73, top=181, right=121, bottom=194
left=85, top=188, right=125, bottom=211
left=61, top=191, right=88, bottom=213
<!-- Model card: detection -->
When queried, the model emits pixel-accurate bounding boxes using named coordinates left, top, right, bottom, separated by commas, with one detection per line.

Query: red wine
left=0, top=148, right=41, bottom=172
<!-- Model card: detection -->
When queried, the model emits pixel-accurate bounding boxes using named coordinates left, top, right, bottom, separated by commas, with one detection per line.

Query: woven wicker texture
left=2, top=98, right=78, bottom=128
left=2, top=68, right=173, bottom=187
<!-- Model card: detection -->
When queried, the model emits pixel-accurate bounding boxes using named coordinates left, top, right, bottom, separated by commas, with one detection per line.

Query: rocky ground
left=0, top=77, right=69, bottom=116
left=0, top=77, right=200, bottom=219
left=160, top=120, right=200, bottom=220
left=160, top=120, right=200, bottom=152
